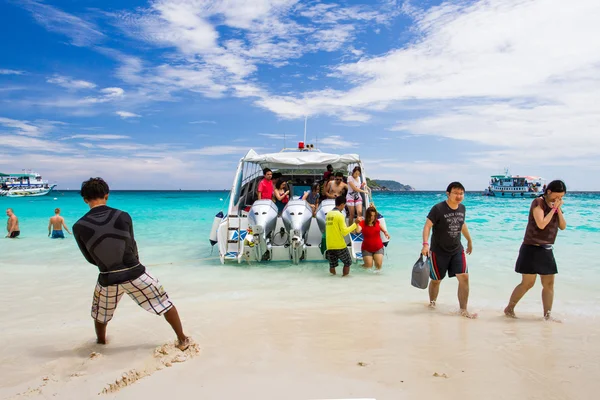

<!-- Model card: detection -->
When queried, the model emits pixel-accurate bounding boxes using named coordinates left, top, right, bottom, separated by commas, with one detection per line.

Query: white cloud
left=318, top=135, right=359, bottom=149
left=0, top=117, right=42, bottom=136
left=259, top=133, right=296, bottom=140
left=0, top=69, right=24, bottom=75
left=47, top=75, right=96, bottom=90
left=189, top=120, right=216, bottom=124
left=64, top=134, right=131, bottom=141
left=184, top=145, right=253, bottom=156
left=21, top=0, right=105, bottom=46
left=116, top=111, right=141, bottom=118
left=0, top=134, right=74, bottom=152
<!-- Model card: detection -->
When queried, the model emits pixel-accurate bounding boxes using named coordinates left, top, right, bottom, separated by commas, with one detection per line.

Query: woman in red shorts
left=356, top=206, right=390, bottom=270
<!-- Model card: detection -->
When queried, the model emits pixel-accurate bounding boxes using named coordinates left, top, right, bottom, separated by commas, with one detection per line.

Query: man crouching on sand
left=73, top=177, right=190, bottom=350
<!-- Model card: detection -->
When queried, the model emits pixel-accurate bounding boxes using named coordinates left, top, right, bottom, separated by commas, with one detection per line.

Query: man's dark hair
left=81, top=177, right=110, bottom=201
left=272, top=172, right=282, bottom=180
left=335, top=195, right=346, bottom=207
left=335, top=171, right=343, bottom=178
left=446, top=181, right=465, bottom=193
left=544, top=180, right=567, bottom=195
left=326, top=164, right=333, bottom=171
left=263, top=168, right=272, bottom=175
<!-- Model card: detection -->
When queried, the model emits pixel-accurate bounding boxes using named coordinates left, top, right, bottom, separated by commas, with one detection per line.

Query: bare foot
left=342, top=266, right=350, bottom=276
left=544, top=312, right=562, bottom=323
left=504, top=306, right=517, bottom=318
left=97, top=338, right=106, bottom=345
left=329, top=267, right=336, bottom=275
left=361, top=264, right=371, bottom=269
left=460, top=310, right=478, bottom=319
left=428, top=301, right=436, bottom=309
left=176, top=337, right=191, bottom=351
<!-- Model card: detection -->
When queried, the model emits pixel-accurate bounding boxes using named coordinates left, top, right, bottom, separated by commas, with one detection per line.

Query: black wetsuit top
left=73, top=205, right=145, bottom=287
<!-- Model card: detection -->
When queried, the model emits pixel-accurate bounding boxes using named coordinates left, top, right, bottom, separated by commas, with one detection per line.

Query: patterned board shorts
left=326, top=248, right=353, bottom=268
left=91, top=272, right=173, bottom=324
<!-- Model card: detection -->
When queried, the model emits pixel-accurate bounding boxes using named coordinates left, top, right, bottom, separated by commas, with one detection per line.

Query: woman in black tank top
left=504, top=180, right=568, bottom=321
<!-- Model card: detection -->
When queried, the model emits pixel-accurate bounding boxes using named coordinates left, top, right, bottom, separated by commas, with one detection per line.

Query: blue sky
left=1, top=0, right=599, bottom=190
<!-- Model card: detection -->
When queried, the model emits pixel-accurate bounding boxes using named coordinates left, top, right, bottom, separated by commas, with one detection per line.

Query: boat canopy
left=241, top=149, right=361, bottom=170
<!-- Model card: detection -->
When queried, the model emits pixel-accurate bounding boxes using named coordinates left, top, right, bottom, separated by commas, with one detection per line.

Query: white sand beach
left=1, top=257, right=599, bottom=400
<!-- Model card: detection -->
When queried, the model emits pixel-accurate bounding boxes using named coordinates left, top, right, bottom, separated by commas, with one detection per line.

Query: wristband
left=422, top=242, right=429, bottom=246
left=552, top=207, right=558, bottom=212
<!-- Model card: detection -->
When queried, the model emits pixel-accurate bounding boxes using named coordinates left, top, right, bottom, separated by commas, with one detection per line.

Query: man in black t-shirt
left=73, top=177, right=191, bottom=350
left=421, top=182, right=476, bottom=318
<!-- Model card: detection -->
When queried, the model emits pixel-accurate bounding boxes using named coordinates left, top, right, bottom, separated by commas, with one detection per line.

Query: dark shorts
left=429, top=250, right=467, bottom=280
left=51, top=230, right=65, bottom=239
left=515, top=244, right=557, bottom=275
left=326, top=248, right=352, bottom=269
left=362, top=247, right=384, bottom=257
left=9, top=231, right=20, bottom=238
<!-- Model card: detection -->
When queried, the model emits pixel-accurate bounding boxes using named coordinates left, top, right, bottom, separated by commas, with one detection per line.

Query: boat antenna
left=284, top=131, right=286, bottom=149
left=304, top=115, right=307, bottom=145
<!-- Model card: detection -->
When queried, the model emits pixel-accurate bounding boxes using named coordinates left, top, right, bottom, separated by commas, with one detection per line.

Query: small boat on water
left=483, top=170, right=544, bottom=198
left=209, top=142, right=389, bottom=264
left=0, top=170, right=57, bottom=197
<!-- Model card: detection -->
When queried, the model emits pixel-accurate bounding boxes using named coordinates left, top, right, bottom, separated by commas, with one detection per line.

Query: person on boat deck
left=302, top=182, right=321, bottom=217
left=326, top=196, right=362, bottom=276
left=319, top=174, right=334, bottom=202
left=346, top=166, right=369, bottom=227
left=5, top=208, right=20, bottom=238
left=323, top=164, right=334, bottom=181
left=48, top=208, right=72, bottom=239
left=421, top=182, right=476, bottom=319
left=326, top=172, right=348, bottom=199
left=257, top=168, right=274, bottom=201
left=273, top=178, right=290, bottom=215
left=72, top=177, right=190, bottom=351
left=355, top=205, right=390, bottom=271
left=504, top=180, right=567, bottom=321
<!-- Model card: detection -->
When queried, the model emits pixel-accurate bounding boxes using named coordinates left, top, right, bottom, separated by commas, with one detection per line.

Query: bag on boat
left=411, top=255, right=430, bottom=289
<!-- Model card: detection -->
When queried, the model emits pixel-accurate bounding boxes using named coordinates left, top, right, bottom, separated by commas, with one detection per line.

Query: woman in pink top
left=346, top=166, right=369, bottom=227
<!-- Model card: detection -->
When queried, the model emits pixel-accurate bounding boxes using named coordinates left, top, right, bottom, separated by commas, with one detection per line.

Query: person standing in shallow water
left=421, top=182, right=476, bottom=318
left=72, top=177, right=190, bottom=350
left=504, top=180, right=567, bottom=321
left=5, top=208, right=20, bottom=238
left=48, top=208, right=72, bottom=238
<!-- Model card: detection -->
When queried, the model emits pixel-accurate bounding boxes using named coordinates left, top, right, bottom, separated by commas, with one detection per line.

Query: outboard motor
left=315, top=199, right=345, bottom=234
left=247, top=200, right=278, bottom=261
left=281, top=199, right=313, bottom=264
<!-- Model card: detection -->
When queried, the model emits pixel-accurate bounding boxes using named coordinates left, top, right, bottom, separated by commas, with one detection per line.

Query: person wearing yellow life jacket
left=325, top=195, right=363, bottom=276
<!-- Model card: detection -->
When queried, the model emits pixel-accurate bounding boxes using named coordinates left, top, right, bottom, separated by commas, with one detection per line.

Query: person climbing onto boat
left=421, top=182, right=476, bottom=318
left=302, top=182, right=321, bottom=217
left=5, top=208, right=20, bottom=238
left=72, top=177, right=190, bottom=351
left=48, top=208, right=71, bottom=238
left=347, top=166, right=369, bottom=227
left=504, top=180, right=567, bottom=321
left=355, top=205, right=390, bottom=271
left=273, top=178, right=290, bottom=215
left=326, top=195, right=362, bottom=276
left=257, top=168, right=274, bottom=201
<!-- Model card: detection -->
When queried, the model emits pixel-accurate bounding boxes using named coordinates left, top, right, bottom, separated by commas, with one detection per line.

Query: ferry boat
left=0, top=171, right=57, bottom=197
left=483, top=170, right=544, bottom=198
left=208, top=142, right=389, bottom=264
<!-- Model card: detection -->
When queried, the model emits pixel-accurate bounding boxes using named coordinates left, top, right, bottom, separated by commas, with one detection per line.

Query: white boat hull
left=1, top=185, right=57, bottom=197
left=483, top=189, right=539, bottom=198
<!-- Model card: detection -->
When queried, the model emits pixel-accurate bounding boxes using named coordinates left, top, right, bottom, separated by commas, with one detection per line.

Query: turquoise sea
left=2, top=190, right=600, bottom=317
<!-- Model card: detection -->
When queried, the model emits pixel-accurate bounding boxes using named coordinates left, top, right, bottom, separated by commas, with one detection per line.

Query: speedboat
left=483, top=169, right=544, bottom=198
left=208, top=143, right=390, bottom=264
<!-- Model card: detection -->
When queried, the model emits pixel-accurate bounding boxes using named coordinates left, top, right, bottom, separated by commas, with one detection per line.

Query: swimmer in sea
left=72, top=177, right=190, bottom=350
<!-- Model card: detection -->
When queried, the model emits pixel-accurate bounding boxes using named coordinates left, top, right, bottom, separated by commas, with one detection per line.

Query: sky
left=1, top=0, right=600, bottom=190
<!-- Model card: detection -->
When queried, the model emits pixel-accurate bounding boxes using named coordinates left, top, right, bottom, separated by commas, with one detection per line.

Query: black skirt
left=515, top=244, right=558, bottom=275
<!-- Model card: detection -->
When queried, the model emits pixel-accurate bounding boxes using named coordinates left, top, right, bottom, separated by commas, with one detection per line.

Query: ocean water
left=1, top=190, right=600, bottom=317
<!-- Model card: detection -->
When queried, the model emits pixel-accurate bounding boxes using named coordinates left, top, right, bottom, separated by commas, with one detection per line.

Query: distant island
left=366, top=178, right=415, bottom=192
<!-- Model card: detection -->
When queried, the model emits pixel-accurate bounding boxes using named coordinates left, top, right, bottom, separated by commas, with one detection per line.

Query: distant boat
left=0, top=170, right=57, bottom=197
left=483, top=169, right=544, bottom=198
